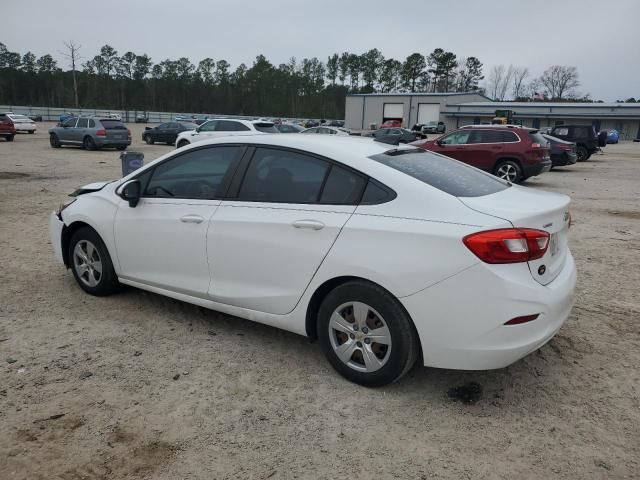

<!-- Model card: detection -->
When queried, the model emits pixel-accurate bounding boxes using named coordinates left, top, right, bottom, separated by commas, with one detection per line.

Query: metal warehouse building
left=346, top=94, right=640, bottom=141
left=345, top=92, right=489, bottom=131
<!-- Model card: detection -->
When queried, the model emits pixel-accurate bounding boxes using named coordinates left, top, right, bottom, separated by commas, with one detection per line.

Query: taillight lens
left=463, top=228, right=550, bottom=264
left=531, top=142, right=541, bottom=148
left=96, top=129, right=107, bottom=137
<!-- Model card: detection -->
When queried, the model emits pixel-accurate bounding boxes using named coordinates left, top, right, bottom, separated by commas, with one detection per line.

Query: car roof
left=460, top=124, right=537, bottom=131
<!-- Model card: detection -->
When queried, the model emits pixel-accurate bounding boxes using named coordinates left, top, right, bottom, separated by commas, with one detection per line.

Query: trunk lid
left=460, top=186, right=571, bottom=285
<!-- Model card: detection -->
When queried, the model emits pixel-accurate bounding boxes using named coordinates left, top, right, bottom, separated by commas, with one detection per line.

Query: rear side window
left=528, top=131, right=547, bottom=145
left=253, top=123, right=279, bottom=133
left=501, top=131, right=519, bottom=142
left=319, top=166, right=366, bottom=204
left=369, top=149, right=509, bottom=197
left=101, top=120, right=126, bottom=130
left=216, top=120, right=250, bottom=132
left=89, top=119, right=96, bottom=128
left=238, top=148, right=329, bottom=203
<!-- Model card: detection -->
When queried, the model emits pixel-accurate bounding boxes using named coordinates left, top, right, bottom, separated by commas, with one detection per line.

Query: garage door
left=383, top=103, right=404, bottom=121
left=417, top=103, right=440, bottom=124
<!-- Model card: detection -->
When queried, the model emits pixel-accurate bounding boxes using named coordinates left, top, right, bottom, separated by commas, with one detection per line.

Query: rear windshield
left=254, top=122, right=279, bottom=133
left=529, top=131, right=547, bottom=145
left=369, top=149, right=510, bottom=197
left=100, top=119, right=126, bottom=130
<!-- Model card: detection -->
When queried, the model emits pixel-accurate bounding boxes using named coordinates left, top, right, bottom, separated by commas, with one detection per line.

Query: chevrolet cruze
left=49, top=135, right=577, bottom=386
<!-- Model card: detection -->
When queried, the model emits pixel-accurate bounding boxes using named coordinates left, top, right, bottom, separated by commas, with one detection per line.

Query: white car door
left=207, top=146, right=367, bottom=315
left=113, top=145, right=245, bottom=296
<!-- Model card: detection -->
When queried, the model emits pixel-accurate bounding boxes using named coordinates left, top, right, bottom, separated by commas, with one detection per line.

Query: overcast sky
left=5, top=0, right=639, bottom=101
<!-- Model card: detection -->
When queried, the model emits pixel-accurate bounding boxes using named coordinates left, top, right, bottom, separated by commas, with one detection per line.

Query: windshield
left=369, top=149, right=510, bottom=197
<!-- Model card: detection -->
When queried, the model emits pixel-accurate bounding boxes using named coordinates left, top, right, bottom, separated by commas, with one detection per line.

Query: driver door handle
left=180, top=214, right=204, bottom=224
left=292, top=219, right=325, bottom=230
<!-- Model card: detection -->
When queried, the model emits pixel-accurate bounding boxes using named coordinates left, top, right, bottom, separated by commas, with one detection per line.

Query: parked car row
left=0, top=112, right=37, bottom=138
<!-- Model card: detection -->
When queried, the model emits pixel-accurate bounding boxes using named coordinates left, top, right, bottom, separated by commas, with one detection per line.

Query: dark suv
left=412, top=125, right=551, bottom=183
left=549, top=124, right=599, bottom=161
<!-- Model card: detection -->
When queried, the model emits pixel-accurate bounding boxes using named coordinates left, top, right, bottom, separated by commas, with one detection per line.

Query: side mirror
left=118, top=180, right=141, bottom=208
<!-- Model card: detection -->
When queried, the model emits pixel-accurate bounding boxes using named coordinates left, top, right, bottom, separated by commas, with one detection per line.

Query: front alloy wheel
left=73, top=240, right=102, bottom=287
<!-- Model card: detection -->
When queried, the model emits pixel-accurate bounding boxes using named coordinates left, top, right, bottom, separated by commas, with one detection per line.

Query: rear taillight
left=531, top=142, right=541, bottom=148
left=463, top=228, right=550, bottom=264
left=96, top=129, right=107, bottom=137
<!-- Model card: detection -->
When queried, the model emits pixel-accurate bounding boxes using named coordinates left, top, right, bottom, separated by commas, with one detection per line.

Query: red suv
left=0, top=113, right=16, bottom=142
left=412, top=125, right=551, bottom=183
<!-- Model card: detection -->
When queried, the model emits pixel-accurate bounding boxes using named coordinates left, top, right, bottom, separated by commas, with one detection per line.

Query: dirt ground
left=1, top=124, right=639, bottom=480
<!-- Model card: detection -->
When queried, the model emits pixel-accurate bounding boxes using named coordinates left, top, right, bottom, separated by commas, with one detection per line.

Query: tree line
left=0, top=42, right=485, bottom=118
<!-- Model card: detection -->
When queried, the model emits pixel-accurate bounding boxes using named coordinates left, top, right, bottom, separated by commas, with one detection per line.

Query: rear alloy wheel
left=318, top=281, right=418, bottom=387
left=576, top=146, right=588, bottom=161
left=144, top=135, right=153, bottom=145
left=494, top=160, right=523, bottom=183
left=83, top=136, right=97, bottom=151
left=69, top=227, right=119, bottom=296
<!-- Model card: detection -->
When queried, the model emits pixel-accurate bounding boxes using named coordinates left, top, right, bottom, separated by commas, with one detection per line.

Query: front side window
left=158, top=123, right=170, bottom=129
left=369, top=149, right=509, bottom=197
left=144, top=146, right=243, bottom=199
left=439, top=130, right=471, bottom=145
left=216, top=120, right=250, bottom=132
left=62, top=118, right=77, bottom=128
left=237, top=148, right=329, bottom=203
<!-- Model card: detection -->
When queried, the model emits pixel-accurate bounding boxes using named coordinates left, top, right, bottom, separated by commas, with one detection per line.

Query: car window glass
left=470, top=130, right=503, bottom=143
left=63, top=118, right=77, bottom=128
left=501, top=131, right=519, bottom=142
left=101, top=120, right=126, bottom=130
left=88, top=119, right=96, bottom=128
left=216, top=120, right=250, bottom=132
left=319, top=166, right=366, bottom=205
left=439, top=130, right=470, bottom=145
left=144, top=146, right=243, bottom=199
left=369, top=149, right=509, bottom=197
left=554, top=127, right=569, bottom=136
left=158, top=123, right=170, bottom=129
left=238, top=147, right=329, bottom=203
left=361, top=180, right=393, bottom=204
left=198, top=120, right=217, bottom=132
left=253, top=123, right=279, bottom=133
left=76, top=118, right=89, bottom=128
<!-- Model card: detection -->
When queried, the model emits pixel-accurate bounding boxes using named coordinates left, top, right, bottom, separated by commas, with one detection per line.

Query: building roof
left=347, top=91, right=491, bottom=99
left=447, top=101, right=640, bottom=109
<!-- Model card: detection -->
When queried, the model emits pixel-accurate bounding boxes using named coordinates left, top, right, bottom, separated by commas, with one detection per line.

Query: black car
left=142, top=122, right=198, bottom=145
left=28, top=114, right=43, bottom=122
left=543, top=134, right=577, bottom=168
left=304, top=119, right=320, bottom=128
left=135, top=114, right=149, bottom=123
left=372, top=127, right=418, bottom=144
left=549, top=124, right=602, bottom=161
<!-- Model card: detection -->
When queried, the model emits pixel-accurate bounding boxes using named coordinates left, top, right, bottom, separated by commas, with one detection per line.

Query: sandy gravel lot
left=1, top=124, right=639, bottom=479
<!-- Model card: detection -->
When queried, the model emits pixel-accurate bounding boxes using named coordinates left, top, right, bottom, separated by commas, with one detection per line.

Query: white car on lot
left=4, top=113, right=37, bottom=133
left=49, top=135, right=576, bottom=386
left=175, top=118, right=278, bottom=149
left=301, top=126, right=351, bottom=136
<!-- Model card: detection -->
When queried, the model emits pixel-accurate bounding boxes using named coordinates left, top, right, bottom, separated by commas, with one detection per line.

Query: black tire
left=68, top=227, right=119, bottom=296
left=494, top=159, right=523, bottom=183
left=317, top=280, right=419, bottom=387
left=177, top=139, right=190, bottom=149
left=49, top=134, right=60, bottom=148
left=144, top=135, right=153, bottom=145
left=576, top=146, right=588, bottom=162
left=116, top=145, right=127, bottom=151
left=28, top=131, right=35, bottom=134
left=83, top=136, right=97, bottom=151
left=6, top=135, right=14, bottom=142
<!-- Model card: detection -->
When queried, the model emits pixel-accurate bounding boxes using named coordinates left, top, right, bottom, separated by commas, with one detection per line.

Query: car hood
left=71, top=181, right=115, bottom=196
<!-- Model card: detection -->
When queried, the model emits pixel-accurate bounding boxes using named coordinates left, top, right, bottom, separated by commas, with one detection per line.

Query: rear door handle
left=180, top=214, right=204, bottom=224
left=292, top=219, right=325, bottom=230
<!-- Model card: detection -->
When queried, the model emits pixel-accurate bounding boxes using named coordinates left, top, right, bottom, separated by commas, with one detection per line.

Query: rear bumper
left=95, top=138, right=131, bottom=147
left=401, top=251, right=577, bottom=370
left=523, top=158, right=552, bottom=178
left=49, top=212, right=65, bottom=265
left=15, top=125, right=36, bottom=132
left=551, top=152, right=577, bottom=166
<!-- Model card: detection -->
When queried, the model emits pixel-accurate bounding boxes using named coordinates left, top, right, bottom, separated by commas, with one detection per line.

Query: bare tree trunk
left=62, top=41, right=81, bottom=108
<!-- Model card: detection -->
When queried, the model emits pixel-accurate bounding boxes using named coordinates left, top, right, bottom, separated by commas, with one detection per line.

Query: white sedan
left=301, top=126, right=351, bottom=135
left=175, top=118, right=278, bottom=149
left=49, top=135, right=576, bottom=386
left=5, top=113, right=36, bottom=133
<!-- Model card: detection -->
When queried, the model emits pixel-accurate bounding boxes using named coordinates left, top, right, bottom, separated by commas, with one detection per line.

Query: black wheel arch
left=61, top=221, right=114, bottom=269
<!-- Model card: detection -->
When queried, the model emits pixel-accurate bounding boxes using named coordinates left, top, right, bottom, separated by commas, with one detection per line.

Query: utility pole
left=61, top=41, right=81, bottom=109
